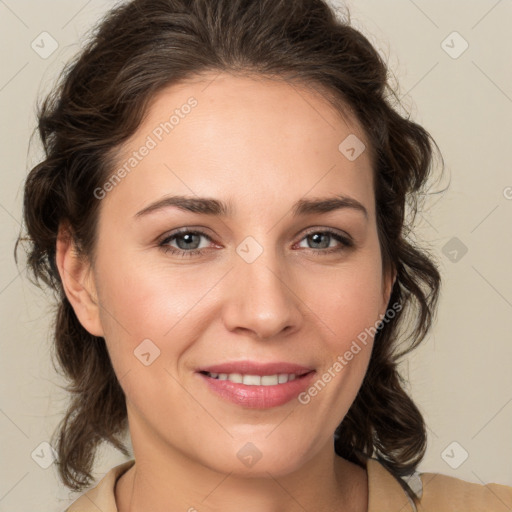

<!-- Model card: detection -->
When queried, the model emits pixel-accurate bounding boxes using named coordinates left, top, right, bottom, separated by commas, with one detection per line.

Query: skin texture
left=56, top=72, right=395, bottom=512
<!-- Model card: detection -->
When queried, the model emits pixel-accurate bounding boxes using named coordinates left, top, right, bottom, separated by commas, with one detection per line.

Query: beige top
left=65, top=457, right=512, bottom=512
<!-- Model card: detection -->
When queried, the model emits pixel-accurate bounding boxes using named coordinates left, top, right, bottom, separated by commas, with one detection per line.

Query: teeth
left=261, top=375, right=277, bottom=385
left=227, top=373, right=243, bottom=383
left=206, top=372, right=301, bottom=385
left=244, top=374, right=262, bottom=385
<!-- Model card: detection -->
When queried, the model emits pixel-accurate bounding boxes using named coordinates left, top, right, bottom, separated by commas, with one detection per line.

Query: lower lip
left=197, top=371, right=316, bottom=409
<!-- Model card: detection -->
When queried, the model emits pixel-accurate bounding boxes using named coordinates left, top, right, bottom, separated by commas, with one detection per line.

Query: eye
left=159, top=229, right=214, bottom=258
left=158, top=227, right=354, bottom=258
left=296, top=228, right=353, bottom=255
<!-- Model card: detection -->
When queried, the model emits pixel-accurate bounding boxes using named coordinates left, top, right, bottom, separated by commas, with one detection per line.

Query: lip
left=196, top=360, right=314, bottom=376
left=195, top=360, right=316, bottom=409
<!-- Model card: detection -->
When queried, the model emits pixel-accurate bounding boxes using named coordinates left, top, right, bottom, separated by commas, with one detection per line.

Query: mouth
left=198, top=370, right=312, bottom=386
left=195, top=360, right=314, bottom=377
left=195, top=361, right=316, bottom=409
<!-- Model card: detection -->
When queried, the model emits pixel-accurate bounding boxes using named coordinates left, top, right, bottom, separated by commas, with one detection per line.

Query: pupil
left=310, top=233, right=328, bottom=249
left=178, top=233, right=199, bottom=250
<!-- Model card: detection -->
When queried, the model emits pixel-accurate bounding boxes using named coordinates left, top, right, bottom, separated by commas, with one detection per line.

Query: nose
left=222, top=249, right=303, bottom=340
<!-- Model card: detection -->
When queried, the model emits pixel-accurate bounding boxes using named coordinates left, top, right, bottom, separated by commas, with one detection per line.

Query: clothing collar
left=66, top=457, right=416, bottom=512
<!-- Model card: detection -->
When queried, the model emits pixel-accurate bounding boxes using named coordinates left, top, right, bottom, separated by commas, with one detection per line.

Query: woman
left=17, top=0, right=512, bottom=510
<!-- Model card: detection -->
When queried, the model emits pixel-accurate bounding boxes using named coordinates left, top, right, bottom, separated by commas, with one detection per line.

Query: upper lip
left=196, top=360, right=315, bottom=376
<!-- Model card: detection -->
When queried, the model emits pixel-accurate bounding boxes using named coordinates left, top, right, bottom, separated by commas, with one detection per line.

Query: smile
left=197, top=370, right=316, bottom=408
left=201, top=371, right=302, bottom=386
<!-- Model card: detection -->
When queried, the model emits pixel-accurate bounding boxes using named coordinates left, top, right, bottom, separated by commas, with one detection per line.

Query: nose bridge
left=223, top=234, right=301, bottom=338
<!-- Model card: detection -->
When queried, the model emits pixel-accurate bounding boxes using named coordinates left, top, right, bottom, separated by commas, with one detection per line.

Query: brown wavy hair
left=16, top=0, right=443, bottom=504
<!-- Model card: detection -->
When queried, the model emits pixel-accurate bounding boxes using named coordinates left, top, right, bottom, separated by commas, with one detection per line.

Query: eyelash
left=158, top=227, right=354, bottom=258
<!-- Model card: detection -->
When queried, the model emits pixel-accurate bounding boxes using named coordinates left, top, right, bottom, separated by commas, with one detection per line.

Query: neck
left=116, top=437, right=367, bottom=512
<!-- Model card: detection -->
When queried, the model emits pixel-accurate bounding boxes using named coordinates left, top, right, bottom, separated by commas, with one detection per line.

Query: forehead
left=105, top=71, right=375, bottom=219
left=141, top=71, right=369, bottom=149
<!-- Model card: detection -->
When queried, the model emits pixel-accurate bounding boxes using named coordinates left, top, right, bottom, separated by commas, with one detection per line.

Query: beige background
left=1, top=0, right=511, bottom=510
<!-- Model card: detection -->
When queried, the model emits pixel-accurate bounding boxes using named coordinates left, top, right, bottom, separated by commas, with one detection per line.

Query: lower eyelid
left=160, top=229, right=353, bottom=253
left=299, top=229, right=353, bottom=245
left=160, top=231, right=213, bottom=249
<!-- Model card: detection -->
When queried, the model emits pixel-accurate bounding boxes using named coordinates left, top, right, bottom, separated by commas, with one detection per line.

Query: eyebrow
left=135, top=194, right=368, bottom=220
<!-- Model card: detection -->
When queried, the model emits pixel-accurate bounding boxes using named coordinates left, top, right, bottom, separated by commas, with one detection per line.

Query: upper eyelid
left=160, top=226, right=352, bottom=246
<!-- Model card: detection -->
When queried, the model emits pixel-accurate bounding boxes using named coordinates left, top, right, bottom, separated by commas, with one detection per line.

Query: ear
left=55, top=224, right=104, bottom=337
left=381, top=264, right=397, bottom=315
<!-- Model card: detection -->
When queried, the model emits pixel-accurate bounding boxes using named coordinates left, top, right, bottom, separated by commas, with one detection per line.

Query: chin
left=197, top=438, right=313, bottom=478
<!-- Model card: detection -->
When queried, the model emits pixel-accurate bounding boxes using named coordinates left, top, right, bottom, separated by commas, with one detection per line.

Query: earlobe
left=381, top=266, right=397, bottom=315
left=55, top=225, right=104, bottom=337
left=388, top=269, right=397, bottom=302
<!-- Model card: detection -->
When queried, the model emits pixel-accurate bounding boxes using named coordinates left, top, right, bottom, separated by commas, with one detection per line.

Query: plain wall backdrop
left=1, top=0, right=511, bottom=510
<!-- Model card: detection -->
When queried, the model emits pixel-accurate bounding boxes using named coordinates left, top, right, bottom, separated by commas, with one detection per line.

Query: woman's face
left=77, top=72, right=394, bottom=476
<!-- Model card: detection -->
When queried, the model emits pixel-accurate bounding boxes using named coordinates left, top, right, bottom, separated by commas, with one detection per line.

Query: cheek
left=92, top=246, right=229, bottom=383
left=297, top=257, right=384, bottom=417
left=92, top=255, right=203, bottom=416
left=95, top=237, right=385, bottom=346
left=304, top=255, right=385, bottom=348
left=94, top=253, right=204, bottom=336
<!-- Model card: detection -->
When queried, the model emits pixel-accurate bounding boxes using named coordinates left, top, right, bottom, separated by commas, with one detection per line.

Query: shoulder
left=64, top=459, right=135, bottom=512
left=417, top=470, right=512, bottom=512
left=366, top=457, right=512, bottom=512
